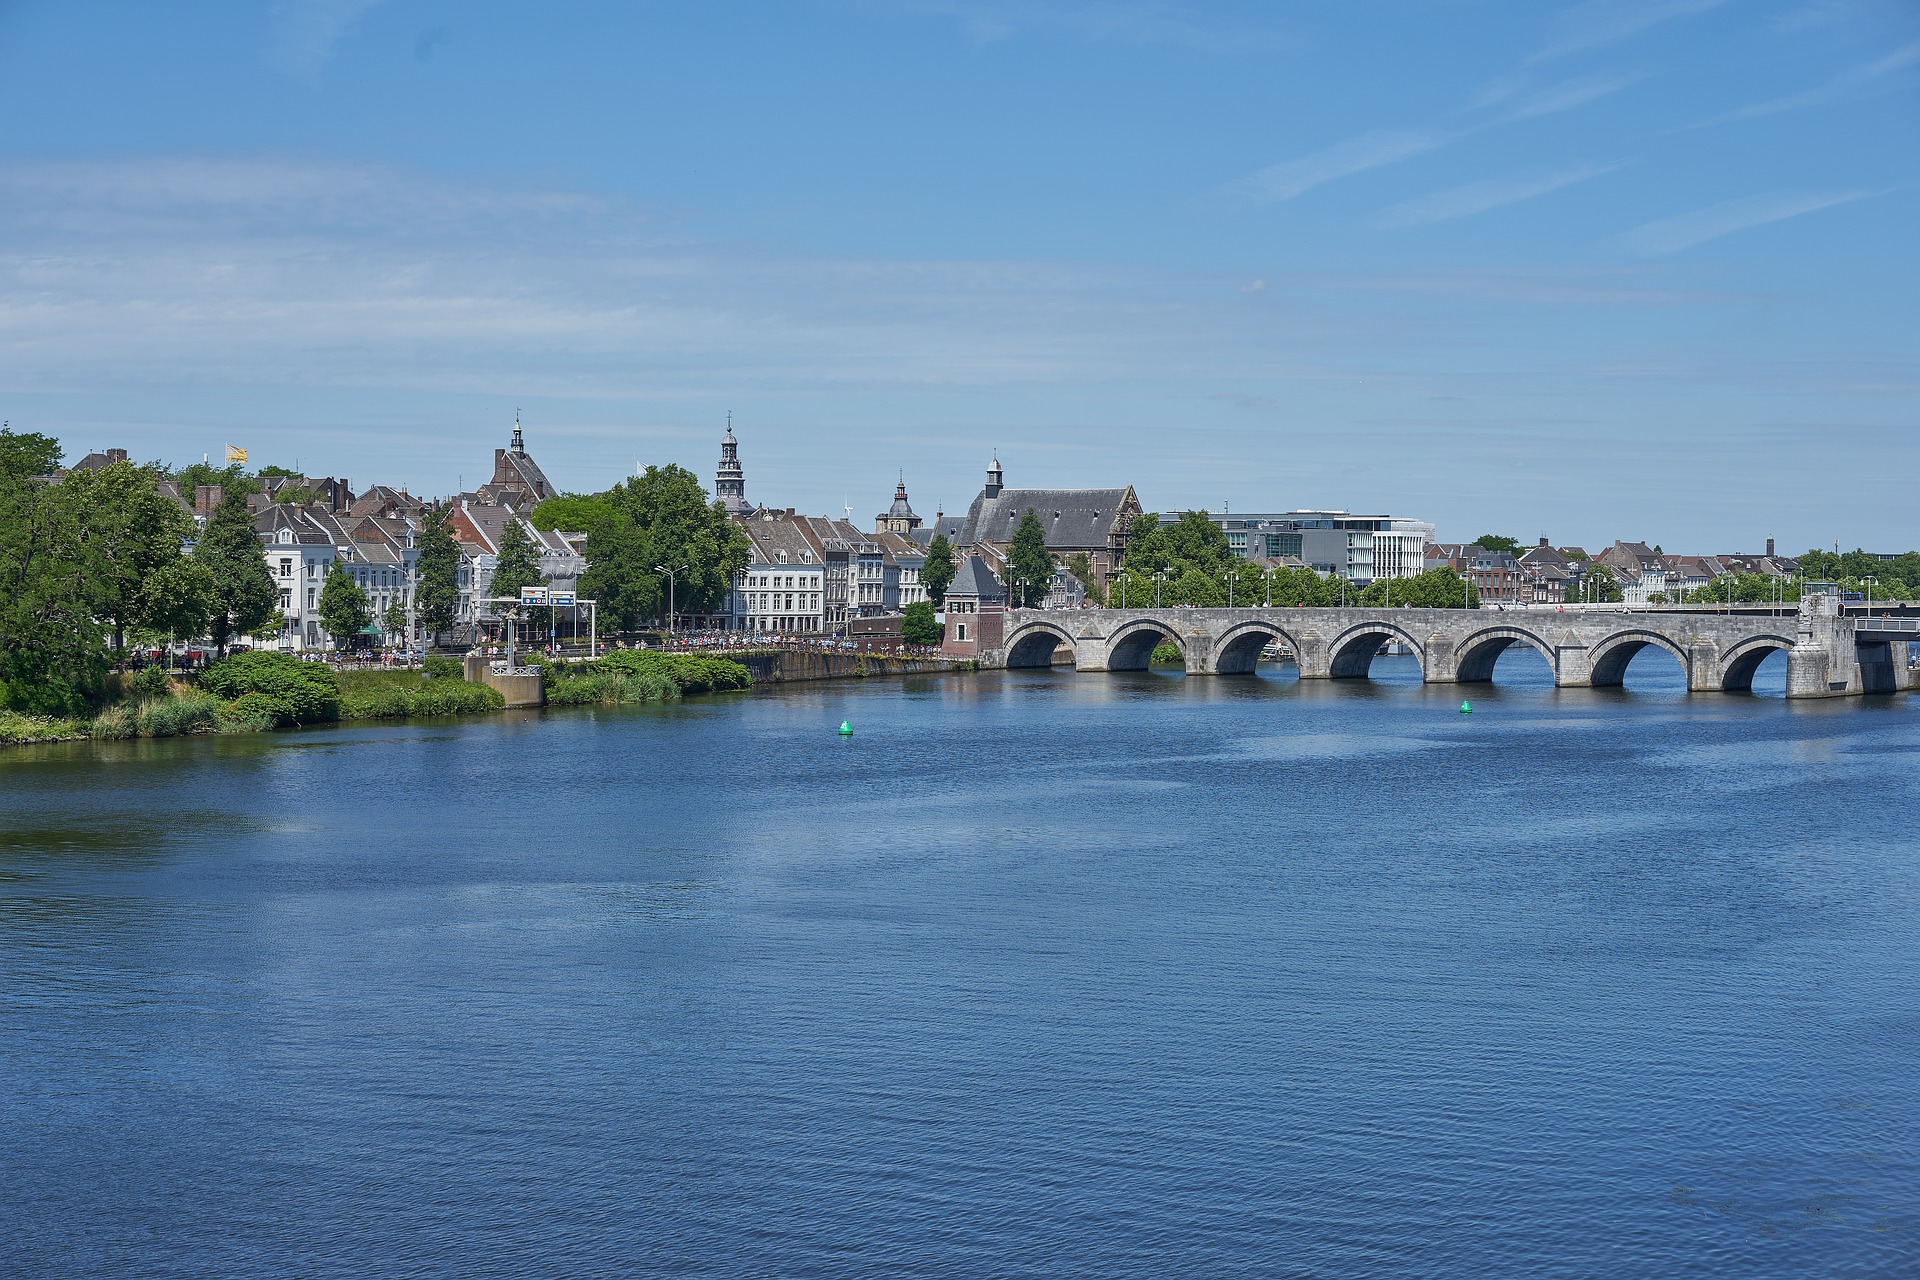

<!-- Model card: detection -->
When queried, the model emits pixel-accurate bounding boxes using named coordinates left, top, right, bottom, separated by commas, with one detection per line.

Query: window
left=279, top=559, right=293, bottom=578
left=955, top=622, right=967, bottom=640
left=307, top=588, right=316, bottom=607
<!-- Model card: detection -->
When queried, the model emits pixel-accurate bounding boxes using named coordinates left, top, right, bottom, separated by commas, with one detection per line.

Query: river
left=3, top=652, right=1916, bottom=1277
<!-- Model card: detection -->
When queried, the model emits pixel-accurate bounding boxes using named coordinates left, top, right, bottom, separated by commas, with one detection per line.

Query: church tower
left=876, top=475, right=922, bottom=534
left=716, top=416, right=747, bottom=514
left=984, top=453, right=1004, bottom=499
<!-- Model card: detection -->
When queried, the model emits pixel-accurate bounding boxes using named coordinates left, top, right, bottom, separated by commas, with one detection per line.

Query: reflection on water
left=1, top=654, right=1915, bottom=1279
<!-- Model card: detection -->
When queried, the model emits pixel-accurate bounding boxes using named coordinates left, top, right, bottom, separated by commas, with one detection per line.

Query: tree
left=318, top=565, right=373, bottom=649
left=580, top=465, right=750, bottom=631
left=1474, top=534, right=1523, bottom=555
left=1007, top=509, right=1053, bottom=608
left=192, top=489, right=277, bottom=657
left=1581, top=565, right=1624, bottom=603
left=489, top=518, right=547, bottom=617
left=136, top=557, right=218, bottom=645
left=273, top=485, right=318, bottom=506
left=413, top=510, right=461, bottom=644
left=0, top=427, right=106, bottom=713
left=530, top=493, right=617, bottom=538
left=1357, top=567, right=1475, bottom=608
left=62, top=460, right=197, bottom=665
left=382, top=597, right=409, bottom=641
left=901, top=600, right=941, bottom=646
left=170, top=460, right=259, bottom=500
left=922, top=534, right=956, bottom=606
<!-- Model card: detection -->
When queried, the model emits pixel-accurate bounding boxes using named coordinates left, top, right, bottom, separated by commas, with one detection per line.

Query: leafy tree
left=1474, top=534, right=1523, bottom=555
left=137, top=557, right=218, bottom=644
left=273, top=485, right=318, bottom=506
left=171, top=461, right=259, bottom=500
left=922, top=533, right=956, bottom=606
left=581, top=465, right=750, bottom=631
left=1063, top=551, right=1099, bottom=604
left=1686, top=573, right=1802, bottom=605
left=530, top=493, right=617, bottom=537
left=0, top=427, right=106, bottom=713
left=413, top=509, right=461, bottom=644
left=193, top=489, right=277, bottom=656
left=489, top=518, right=546, bottom=615
left=1579, top=564, right=1624, bottom=603
left=62, top=460, right=197, bottom=665
left=1356, top=567, right=1475, bottom=608
left=1266, top=565, right=1337, bottom=607
left=318, top=565, right=373, bottom=649
left=382, top=597, right=409, bottom=641
left=901, top=600, right=941, bottom=646
left=1007, top=509, right=1053, bottom=608
left=257, top=465, right=301, bottom=478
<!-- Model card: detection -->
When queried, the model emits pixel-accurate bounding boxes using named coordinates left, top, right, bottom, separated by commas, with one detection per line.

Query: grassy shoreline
left=2, top=650, right=756, bottom=748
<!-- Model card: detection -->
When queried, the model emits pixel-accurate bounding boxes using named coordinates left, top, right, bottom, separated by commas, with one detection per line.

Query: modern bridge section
left=990, top=595, right=1908, bottom=698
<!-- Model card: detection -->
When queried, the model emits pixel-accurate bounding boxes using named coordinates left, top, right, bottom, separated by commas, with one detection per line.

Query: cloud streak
left=268, top=0, right=389, bottom=78
left=1686, top=39, right=1920, bottom=129
left=881, top=1, right=1291, bottom=53
left=1220, top=71, right=1637, bottom=208
left=1528, top=0, right=1730, bottom=63
left=1621, top=190, right=1871, bottom=254
left=1379, top=161, right=1628, bottom=227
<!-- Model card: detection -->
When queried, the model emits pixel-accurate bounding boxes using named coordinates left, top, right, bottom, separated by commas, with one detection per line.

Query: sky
left=1, top=0, right=1916, bottom=551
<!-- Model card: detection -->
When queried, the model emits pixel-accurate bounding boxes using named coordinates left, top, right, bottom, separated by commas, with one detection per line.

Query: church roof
left=959, top=487, right=1134, bottom=550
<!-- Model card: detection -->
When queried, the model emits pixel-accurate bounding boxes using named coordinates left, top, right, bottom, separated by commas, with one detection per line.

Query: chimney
left=1539, top=536, right=1549, bottom=547
left=195, top=485, right=223, bottom=520
left=107, top=448, right=128, bottom=463
left=1766, top=536, right=1775, bottom=557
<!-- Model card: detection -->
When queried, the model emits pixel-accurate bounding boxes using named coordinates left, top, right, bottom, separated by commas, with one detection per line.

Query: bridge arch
left=1212, top=619, right=1302, bottom=675
left=1003, top=620, right=1079, bottom=669
left=1717, top=634, right=1795, bottom=693
left=1327, top=620, right=1424, bottom=680
left=1588, top=630, right=1690, bottom=688
left=1106, top=617, right=1184, bottom=671
left=1454, top=625, right=1558, bottom=684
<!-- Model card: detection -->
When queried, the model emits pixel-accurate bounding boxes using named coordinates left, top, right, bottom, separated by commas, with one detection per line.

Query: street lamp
left=655, top=563, right=688, bottom=638
left=1153, top=569, right=1167, bottom=609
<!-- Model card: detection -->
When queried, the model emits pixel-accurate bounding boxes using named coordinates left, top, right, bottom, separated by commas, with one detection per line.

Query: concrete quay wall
left=733, top=650, right=966, bottom=685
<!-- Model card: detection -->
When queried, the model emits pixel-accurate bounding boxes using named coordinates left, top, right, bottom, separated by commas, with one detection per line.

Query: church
left=928, top=456, right=1142, bottom=596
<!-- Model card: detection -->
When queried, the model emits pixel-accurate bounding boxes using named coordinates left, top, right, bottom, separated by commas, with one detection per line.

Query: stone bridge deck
left=986, top=600, right=1912, bottom=698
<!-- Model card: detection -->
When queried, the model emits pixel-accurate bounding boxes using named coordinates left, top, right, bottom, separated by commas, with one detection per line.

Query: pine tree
left=193, top=489, right=277, bottom=655
left=922, top=534, right=956, bottom=606
left=1008, top=509, right=1053, bottom=608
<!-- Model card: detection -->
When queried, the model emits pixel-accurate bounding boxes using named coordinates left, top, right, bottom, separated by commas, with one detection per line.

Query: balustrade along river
left=3, top=651, right=1916, bottom=1277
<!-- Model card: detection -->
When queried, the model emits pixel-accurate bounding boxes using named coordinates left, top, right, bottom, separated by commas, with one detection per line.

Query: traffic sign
left=520, top=586, right=549, bottom=603
left=548, top=592, right=576, bottom=607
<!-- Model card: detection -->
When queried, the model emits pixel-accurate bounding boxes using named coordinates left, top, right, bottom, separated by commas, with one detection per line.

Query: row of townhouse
left=708, top=507, right=927, bottom=634
left=254, top=498, right=423, bottom=649
left=1426, top=537, right=1803, bottom=607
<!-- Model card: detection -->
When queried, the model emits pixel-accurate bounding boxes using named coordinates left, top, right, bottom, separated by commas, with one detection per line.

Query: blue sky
left=1, top=0, right=1915, bottom=549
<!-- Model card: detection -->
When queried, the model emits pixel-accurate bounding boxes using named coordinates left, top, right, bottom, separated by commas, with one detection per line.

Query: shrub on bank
left=338, top=678, right=503, bottom=720
left=545, top=650, right=751, bottom=706
left=201, top=652, right=341, bottom=726
left=1, top=711, right=89, bottom=743
left=422, top=655, right=464, bottom=680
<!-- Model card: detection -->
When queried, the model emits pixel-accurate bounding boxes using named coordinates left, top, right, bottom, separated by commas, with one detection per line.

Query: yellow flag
left=225, top=444, right=248, bottom=466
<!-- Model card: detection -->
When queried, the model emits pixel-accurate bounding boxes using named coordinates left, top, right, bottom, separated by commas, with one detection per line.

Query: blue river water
left=2, top=651, right=1917, bottom=1278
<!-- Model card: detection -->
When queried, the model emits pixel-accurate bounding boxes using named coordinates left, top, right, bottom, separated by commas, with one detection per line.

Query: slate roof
left=958, top=487, right=1134, bottom=550
left=739, top=511, right=822, bottom=567
left=947, top=554, right=1006, bottom=602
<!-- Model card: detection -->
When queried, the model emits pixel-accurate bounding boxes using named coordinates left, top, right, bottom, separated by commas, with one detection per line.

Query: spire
left=716, top=414, right=746, bottom=514
left=511, top=410, right=524, bottom=454
left=984, top=452, right=1003, bottom=499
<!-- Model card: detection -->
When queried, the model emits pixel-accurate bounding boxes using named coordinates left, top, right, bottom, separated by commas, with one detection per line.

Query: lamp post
left=1153, top=569, right=1167, bottom=609
left=655, top=563, right=688, bottom=639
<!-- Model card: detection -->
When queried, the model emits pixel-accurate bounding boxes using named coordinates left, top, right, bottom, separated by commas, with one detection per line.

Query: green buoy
left=1460, top=701, right=1472, bottom=714
left=839, top=720, right=853, bottom=736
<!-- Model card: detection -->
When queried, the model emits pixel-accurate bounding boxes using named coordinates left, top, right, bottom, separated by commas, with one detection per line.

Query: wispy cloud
left=269, top=0, right=388, bottom=79
left=1686, top=40, right=1920, bottom=129
left=1528, top=0, right=1731, bottom=63
left=878, top=1, right=1291, bottom=53
left=1621, top=189, right=1871, bottom=254
left=1219, top=129, right=1455, bottom=206
left=1380, top=161, right=1629, bottom=228
left=1220, top=71, right=1637, bottom=208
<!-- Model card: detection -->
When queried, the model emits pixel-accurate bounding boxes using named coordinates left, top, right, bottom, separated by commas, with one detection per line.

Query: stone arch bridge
left=987, top=597, right=1914, bottom=698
